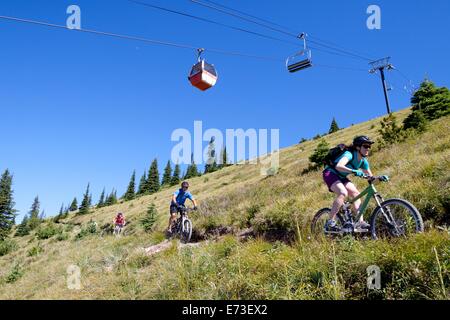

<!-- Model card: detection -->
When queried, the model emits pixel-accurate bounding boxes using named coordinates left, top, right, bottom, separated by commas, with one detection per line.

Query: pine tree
left=309, top=139, right=330, bottom=168
left=123, top=171, right=136, bottom=201
left=141, top=204, right=158, bottom=232
left=161, top=161, right=172, bottom=186
left=0, top=169, right=16, bottom=240
left=105, top=189, right=118, bottom=206
left=88, top=193, right=92, bottom=207
left=146, top=159, right=160, bottom=194
left=328, top=117, right=340, bottom=134
left=97, top=188, right=106, bottom=208
left=204, top=137, right=217, bottom=174
left=409, top=79, right=450, bottom=121
left=185, top=154, right=200, bottom=179
left=78, top=184, right=91, bottom=215
left=27, top=196, right=41, bottom=230
left=54, top=203, right=65, bottom=223
left=39, top=210, right=46, bottom=221
left=403, top=109, right=429, bottom=132
left=15, top=215, right=30, bottom=237
left=137, top=172, right=147, bottom=196
left=219, top=147, right=230, bottom=168
left=69, top=198, right=78, bottom=212
left=171, top=163, right=181, bottom=186
left=379, top=113, right=405, bottom=147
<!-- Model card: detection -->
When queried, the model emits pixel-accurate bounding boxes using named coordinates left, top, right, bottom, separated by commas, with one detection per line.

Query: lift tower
left=369, top=57, right=394, bottom=114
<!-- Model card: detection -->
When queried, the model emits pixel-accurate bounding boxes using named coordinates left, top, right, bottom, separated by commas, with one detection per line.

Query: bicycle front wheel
left=370, top=198, right=424, bottom=240
left=181, top=218, right=193, bottom=243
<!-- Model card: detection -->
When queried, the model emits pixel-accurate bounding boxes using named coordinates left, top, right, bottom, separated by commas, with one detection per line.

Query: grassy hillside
left=0, top=108, right=449, bottom=299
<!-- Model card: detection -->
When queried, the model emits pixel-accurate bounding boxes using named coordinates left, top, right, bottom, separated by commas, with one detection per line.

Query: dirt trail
left=142, top=227, right=254, bottom=256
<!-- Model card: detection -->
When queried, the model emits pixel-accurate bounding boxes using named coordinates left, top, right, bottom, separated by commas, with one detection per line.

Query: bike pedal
left=354, top=228, right=369, bottom=233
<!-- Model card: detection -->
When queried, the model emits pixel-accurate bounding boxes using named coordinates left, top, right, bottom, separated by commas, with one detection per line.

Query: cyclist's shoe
left=324, top=220, right=341, bottom=233
left=354, top=221, right=370, bottom=231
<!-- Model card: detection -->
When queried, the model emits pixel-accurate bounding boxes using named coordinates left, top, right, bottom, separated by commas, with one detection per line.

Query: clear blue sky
left=0, top=0, right=449, bottom=221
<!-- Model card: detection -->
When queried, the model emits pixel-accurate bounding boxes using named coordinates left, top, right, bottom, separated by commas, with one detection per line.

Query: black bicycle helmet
left=353, top=135, right=374, bottom=146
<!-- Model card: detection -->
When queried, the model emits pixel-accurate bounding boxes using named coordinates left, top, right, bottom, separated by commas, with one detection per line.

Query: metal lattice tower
left=369, top=57, right=394, bottom=114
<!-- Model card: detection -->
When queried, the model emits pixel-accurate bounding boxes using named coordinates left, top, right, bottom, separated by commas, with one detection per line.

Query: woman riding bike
left=323, top=136, right=377, bottom=233
left=167, top=181, right=198, bottom=233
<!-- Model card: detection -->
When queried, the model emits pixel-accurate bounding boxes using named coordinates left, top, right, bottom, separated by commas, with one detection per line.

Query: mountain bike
left=170, top=205, right=194, bottom=243
left=113, top=223, right=125, bottom=237
left=311, top=176, right=424, bottom=239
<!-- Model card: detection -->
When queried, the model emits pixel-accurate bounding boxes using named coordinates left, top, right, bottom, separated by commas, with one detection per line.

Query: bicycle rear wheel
left=311, top=208, right=344, bottom=238
left=370, top=198, right=424, bottom=240
left=181, top=218, right=193, bottom=243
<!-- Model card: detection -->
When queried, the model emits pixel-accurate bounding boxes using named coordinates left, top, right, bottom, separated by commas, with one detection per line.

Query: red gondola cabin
left=188, top=49, right=218, bottom=91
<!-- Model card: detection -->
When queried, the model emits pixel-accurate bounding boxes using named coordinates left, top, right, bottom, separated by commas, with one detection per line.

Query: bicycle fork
left=373, top=194, right=402, bottom=235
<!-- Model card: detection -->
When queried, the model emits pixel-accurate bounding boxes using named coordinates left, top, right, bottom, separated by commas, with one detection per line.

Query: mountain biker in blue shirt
left=322, top=136, right=375, bottom=232
left=167, top=181, right=198, bottom=232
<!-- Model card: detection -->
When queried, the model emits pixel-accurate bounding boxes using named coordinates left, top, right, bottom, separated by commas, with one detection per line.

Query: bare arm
left=172, top=194, right=177, bottom=204
left=335, top=157, right=354, bottom=175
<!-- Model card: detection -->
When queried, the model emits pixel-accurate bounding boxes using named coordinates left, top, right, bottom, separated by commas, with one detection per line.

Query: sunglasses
left=362, top=144, right=372, bottom=149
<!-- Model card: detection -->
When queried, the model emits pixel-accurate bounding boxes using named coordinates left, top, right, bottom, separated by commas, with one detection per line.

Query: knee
left=338, top=189, right=348, bottom=198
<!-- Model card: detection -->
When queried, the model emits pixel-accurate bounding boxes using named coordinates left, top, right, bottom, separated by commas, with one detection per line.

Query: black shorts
left=170, top=204, right=178, bottom=215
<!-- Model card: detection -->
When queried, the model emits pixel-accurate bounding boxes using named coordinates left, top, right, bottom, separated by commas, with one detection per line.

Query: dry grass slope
left=0, top=108, right=449, bottom=299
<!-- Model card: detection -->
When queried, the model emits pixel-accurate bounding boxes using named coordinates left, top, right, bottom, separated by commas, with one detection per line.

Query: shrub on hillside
left=0, top=239, right=17, bottom=257
left=28, top=243, right=43, bottom=257
left=378, top=113, right=406, bottom=147
left=141, top=204, right=158, bottom=233
left=5, top=263, right=23, bottom=284
left=36, top=223, right=61, bottom=240
left=56, top=232, right=69, bottom=241
left=308, top=139, right=330, bottom=170
left=252, top=200, right=297, bottom=242
left=75, top=220, right=98, bottom=240
left=403, top=109, right=429, bottom=133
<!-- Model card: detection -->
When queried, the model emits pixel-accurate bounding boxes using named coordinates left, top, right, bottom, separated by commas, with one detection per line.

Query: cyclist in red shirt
left=113, top=212, right=126, bottom=235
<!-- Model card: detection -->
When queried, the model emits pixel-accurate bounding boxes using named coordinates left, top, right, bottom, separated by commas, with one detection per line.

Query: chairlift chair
left=188, top=48, right=218, bottom=91
left=286, top=33, right=313, bottom=73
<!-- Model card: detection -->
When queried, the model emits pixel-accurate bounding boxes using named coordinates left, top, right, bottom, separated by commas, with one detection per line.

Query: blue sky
left=0, top=0, right=449, bottom=221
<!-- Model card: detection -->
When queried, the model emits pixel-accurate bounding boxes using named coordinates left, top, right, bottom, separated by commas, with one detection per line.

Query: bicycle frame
left=345, top=182, right=381, bottom=222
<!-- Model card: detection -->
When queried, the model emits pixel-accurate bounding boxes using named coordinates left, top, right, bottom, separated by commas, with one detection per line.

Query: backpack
left=323, top=144, right=350, bottom=167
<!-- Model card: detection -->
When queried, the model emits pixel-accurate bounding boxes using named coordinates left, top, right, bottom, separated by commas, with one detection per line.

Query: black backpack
left=323, top=144, right=350, bottom=167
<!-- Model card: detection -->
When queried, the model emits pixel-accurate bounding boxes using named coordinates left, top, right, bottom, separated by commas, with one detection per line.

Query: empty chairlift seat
left=286, top=50, right=313, bottom=73
left=286, top=33, right=313, bottom=73
left=188, top=49, right=218, bottom=91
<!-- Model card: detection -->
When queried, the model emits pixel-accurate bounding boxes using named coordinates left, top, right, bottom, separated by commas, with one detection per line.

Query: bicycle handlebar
left=362, top=175, right=389, bottom=183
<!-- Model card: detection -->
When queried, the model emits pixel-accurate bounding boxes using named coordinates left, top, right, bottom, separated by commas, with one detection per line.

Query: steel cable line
left=314, top=64, right=368, bottom=72
left=127, top=0, right=374, bottom=61
left=126, top=0, right=300, bottom=47
left=0, top=15, right=376, bottom=73
left=189, top=0, right=375, bottom=62
left=0, top=15, right=284, bottom=61
left=199, top=0, right=299, bottom=35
